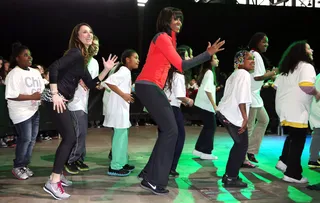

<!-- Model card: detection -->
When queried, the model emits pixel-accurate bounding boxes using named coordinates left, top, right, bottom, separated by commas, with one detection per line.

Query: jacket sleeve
left=82, top=68, right=101, bottom=89
left=49, top=48, right=83, bottom=84
left=155, top=33, right=211, bottom=72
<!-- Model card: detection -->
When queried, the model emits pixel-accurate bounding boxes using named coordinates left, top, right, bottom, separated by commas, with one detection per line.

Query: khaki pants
left=247, top=107, right=269, bottom=154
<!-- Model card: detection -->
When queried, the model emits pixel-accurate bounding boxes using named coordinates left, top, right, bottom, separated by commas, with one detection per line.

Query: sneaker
left=200, top=153, right=218, bottom=160
left=24, top=167, right=34, bottom=177
left=241, top=161, right=257, bottom=168
left=222, top=174, right=242, bottom=183
left=282, top=175, right=308, bottom=184
left=64, top=162, right=79, bottom=175
left=43, top=180, right=70, bottom=200
left=308, top=161, right=320, bottom=169
left=247, top=153, right=258, bottom=163
left=275, top=160, right=287, bottom=173
left=140, top=179, right=169, bottom=195
left=223, top=176, right=247, bottom=188
left=42, top=136, right=52, bottom=141
left=107, top=167, right=130, bottom=177
left=123, top=164, right=135, bottom=172
left=60, top=173, right=72, bottom=187
left=0, top=138, right=7, bottom=148
left=12, top=167, right=28, bottom=180
left=192, top=149, right=202, bottom=157
left=169, top=170, right=179, bottom=178
left=138, top=170, right=147, bottom=180
left=75, top=161, right=89, bottom=171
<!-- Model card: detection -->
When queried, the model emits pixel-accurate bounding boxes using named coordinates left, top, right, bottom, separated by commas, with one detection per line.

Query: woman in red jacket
left=135, top=7, right=225, bottom=195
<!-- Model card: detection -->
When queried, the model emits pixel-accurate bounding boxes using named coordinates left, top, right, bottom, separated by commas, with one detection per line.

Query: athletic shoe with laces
left=43, top=180, right=70, bottom=200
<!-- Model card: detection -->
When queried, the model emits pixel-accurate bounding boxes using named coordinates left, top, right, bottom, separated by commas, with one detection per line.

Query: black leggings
left=135, top=83, right=178, bottom=187
left=44, top=102, right=76, bottom=174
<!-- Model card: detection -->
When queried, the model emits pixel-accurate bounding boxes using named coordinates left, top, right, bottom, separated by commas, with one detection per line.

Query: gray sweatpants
left=309, top=128, right=320, bottom=162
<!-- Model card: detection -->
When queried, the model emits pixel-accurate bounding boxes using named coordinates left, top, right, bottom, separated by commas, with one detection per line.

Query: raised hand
left=207, top=38, right=225, bottom=56
left=102, top=54, right=118, bottom=71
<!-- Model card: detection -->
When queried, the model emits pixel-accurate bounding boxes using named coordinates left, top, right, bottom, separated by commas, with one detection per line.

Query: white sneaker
left=282, top=175, right=308, bottom=184
left=43, top=180, right=70, bottom=200
left=60, top=174, right=72, bottom=187
left=275, top=160, right=287, bottom=173
left=200, top=153, right=218, bottom=160
left=192, top=149, right=202, bottom=157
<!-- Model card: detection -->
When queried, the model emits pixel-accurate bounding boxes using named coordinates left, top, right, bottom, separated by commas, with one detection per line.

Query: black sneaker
left=169, top=170, right=179, bottom=178
left=107, top=167, right=130, bottom=177
left=308, top=161, right=320, bottom=169
left=138, top=170, right=147, bottom=180
left=76, top=161, right=89, bottom=171
left=140, top=179, right=169, bottom=195
left=222, top=174, right=242, bottom=183
left=123, top=164, right=135, bottom=172
left=108, top=150, right=112, bottom=160
left=247, top=153, right=258, bottom=163
left=224, top=176, right=247, bottom=188
left=64, top=162, right=79, bottom=175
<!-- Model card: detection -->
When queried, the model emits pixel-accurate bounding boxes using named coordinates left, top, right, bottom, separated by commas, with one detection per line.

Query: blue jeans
left=13, top=111, right=40, bottom=168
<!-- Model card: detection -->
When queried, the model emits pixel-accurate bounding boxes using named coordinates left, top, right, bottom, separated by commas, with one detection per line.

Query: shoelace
left=57, top=182, right=65, bottom=194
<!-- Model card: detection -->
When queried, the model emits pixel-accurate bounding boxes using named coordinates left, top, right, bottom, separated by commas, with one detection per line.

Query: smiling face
left=16, top=49, right=32, bottom=68
left=257, top=36, right=269, bottom=53
left=169, top=15, right=182, bottom=33
left=241, top=52, right=255, bottom=72
left=78, top=25, right=93, bottom=48
left=126, top=52, right=140, bottom=70
left=306, top=43, right=313, bottom=61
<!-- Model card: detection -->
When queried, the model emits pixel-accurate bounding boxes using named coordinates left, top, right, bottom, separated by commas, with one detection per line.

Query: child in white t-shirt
left=216, top=50, right=254, bottom=188
left=193, top=54, right=219, bottom=160
left=5, top=43, right=45, bottom=180
left=164, top=47, right=194, bottom=177
left=274, top=41, right=319, bottom=183
left=308, top=73, right=320, bottom=169
left=103, top=49, right=139, bottom=176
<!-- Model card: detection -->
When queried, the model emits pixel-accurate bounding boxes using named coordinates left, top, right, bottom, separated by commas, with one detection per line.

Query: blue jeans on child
left=13, top=111, right=40, bottom=168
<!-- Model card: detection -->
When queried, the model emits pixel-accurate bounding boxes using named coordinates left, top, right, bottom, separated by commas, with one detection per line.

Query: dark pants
left=135, top=83, right=178, bottom=187
left=195, top=107, right=216, bottom=154
left=13, top=111, right=40, bottom=168
left=44, top=102, right=76, bottom=174
left=68, top=110, right=88, bottom=163
left=280, top=127, right=307, bottom=180
left=217, top=112, right=248, bottom=177
left=171, top=106, right=186, bottom=171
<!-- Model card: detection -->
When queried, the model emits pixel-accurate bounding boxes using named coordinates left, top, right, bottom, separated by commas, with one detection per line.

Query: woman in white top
left=5, top=42, right=45, bottom=180
left=164, top=47, right=194, bottom=177
left=193, top=54, right=219, bottom=160
left=273, top=41, right=319, bottom=183
left=244, top=32, right=278, bottom=167
left=308, top=73, right=320, bottom=168
left=104, top=49, right=139, bottom=176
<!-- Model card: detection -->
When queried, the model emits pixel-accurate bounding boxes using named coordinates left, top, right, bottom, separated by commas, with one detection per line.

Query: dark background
left=1, top=0, right=319, bottom=74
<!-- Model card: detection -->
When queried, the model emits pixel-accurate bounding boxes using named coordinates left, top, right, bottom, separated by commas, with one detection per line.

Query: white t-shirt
left=195, top=69, right=216, bottom=113
left=164, top=72, right=186, bottom=108
left=5, top=66, right=45, bottom=124
left=67, top=58, right=99, bottom=113
left=309, top=74, right=320, bottom=129
left=217, top=69, right=252, bottom=127
left=103, top=66, right=132, bottom=128
left=274, top=61, right=316, bottom=128
left=250, top=51, right=266, bottom=108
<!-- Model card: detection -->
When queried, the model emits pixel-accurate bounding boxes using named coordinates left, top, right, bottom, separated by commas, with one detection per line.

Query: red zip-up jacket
left=136, top=31, right=210, bottom=89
